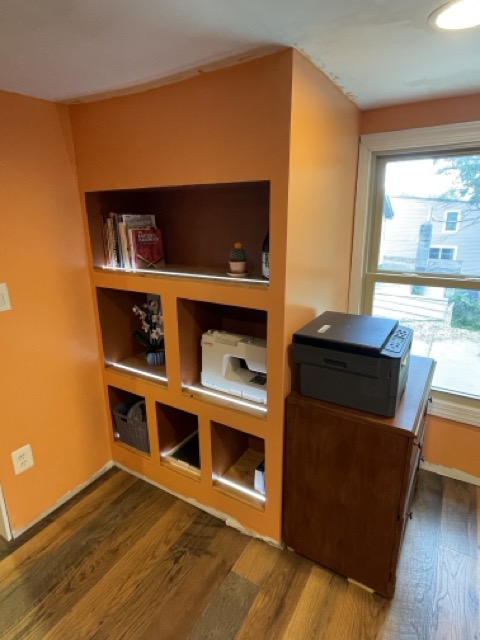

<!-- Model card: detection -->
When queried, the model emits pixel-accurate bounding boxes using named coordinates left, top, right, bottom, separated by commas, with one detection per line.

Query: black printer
left=292, top=311, right=413, bottom=417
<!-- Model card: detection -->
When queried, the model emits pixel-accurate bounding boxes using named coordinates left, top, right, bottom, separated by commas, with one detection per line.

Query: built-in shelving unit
left=85, top=180, right=277, bottom=538
left=75, top=49, right=359, bottom=543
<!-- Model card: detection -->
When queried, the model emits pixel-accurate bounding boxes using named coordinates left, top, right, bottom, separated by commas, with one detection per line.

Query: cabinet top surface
left=289, top=355, right=435, bottom=435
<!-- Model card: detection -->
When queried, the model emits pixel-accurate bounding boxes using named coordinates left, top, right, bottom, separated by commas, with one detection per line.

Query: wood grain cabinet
left=283, top=355, right=435, bottom=598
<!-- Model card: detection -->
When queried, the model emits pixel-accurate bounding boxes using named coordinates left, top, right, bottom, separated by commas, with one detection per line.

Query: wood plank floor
left=0, top=468, right=478, bottom=639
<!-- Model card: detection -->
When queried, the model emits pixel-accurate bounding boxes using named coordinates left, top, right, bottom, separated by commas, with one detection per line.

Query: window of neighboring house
left=350, top=124, right=480, bottom=425
left=444, top=211, right=460, bottom=231
left=429, top=246, right=457, bottom=260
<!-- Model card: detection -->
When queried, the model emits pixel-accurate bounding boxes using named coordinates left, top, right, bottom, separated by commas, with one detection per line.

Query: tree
left=435, top=154, right=480, bottom=204
left=434, top=154, right=480, bottom=230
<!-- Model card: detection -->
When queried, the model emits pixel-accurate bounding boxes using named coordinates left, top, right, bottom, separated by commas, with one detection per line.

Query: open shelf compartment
left=178, top=298, right=268, bottom=410
left=85, top=182, right=270, bottom=279
left=211, top=421, right=266, bottom=507
left=97, top=287, right=167, bottom=384
left=108, top=386, right=150, bottom=455
left=157, top=402, right=201, bottom=477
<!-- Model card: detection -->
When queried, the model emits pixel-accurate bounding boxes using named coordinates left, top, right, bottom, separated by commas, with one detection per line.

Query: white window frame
left=349, top=121, right=480, bottom=427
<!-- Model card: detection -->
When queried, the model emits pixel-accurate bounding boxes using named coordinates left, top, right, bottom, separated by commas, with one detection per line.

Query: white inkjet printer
left=201, top=330, right=267, bottom=404
left=292, top=311, right=413, bottom=417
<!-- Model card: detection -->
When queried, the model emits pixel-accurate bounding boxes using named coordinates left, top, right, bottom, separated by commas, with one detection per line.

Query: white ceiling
left=1, top=0, right=480, bottom=109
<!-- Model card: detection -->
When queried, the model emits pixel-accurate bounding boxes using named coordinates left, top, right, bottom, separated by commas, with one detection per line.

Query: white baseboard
left=420, top=460, right=480, bottom=487
left=11, top=461, right=114, bottom=539
left=0, top=485, right=12, bottom=541
left=6, top=460, right=280, bottom=547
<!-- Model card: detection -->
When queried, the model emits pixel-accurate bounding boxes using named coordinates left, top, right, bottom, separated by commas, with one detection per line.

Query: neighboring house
left=380, top=196, right=480, bottom=277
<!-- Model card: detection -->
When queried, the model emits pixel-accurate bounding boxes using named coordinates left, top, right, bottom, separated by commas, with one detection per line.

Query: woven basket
left=112, top=400, right=150, bottom=454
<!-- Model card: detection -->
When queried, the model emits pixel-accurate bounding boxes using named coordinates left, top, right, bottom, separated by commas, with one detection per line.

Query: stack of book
left=103, top=213, right=165, bottom=271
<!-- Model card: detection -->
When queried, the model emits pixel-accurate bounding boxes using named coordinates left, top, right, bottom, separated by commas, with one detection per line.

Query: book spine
left=103, top=216, right=116, bottom=268
left=118, top=221, right=131, bottom=270
left=109, top=213, right=120, bottom=268
left=102, top=217, right=110, bottom=267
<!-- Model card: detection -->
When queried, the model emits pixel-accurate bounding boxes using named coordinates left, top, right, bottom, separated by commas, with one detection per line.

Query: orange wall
left=360, top=92, right=480, bottom=479
left=285, top=51, right=360, bottom=353
left=424, top=416, right=480, bottom=479
left=361, top=92, right=480, bottom=134
left=0, top=91, right=110, bottom=533
left=69, top=52, right=293, bottom=192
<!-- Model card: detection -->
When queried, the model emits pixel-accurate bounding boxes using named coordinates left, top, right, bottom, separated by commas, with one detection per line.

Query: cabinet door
left=283, top=398, right=409, bottom=596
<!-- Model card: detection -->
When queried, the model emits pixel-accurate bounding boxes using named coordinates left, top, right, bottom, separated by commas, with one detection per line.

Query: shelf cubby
left=211, top=421, right=266, bottom=507
left=108, top=386, right=150, bottom=455
left=96, top=287, right=167, bottom=383
left=177, top=298, right=268, bottom=406
left=157, top=402, right=201, bottom=477
left=85, top=181, right=270, bottom=279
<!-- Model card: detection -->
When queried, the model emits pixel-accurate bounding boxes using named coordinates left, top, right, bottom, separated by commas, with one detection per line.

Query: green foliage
left=450, top=289, right=480, bottom=331
left=435, top=154, right=480, bottom=207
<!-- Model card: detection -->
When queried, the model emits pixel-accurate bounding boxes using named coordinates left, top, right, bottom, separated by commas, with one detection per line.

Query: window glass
left=364, top=151, right=480, bottom=400
left=378, top=155, right=480, bottom=277
left=445, top=211, right=459, bottom=231
left=372, top=283, right=480, bottom=398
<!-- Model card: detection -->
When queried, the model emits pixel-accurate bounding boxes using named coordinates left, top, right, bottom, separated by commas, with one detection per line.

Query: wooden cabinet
left=283, top=355, right=435, bottom=598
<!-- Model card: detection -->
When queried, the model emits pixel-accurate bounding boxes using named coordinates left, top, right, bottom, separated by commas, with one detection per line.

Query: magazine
left=130, top=227, right=165, bottom=270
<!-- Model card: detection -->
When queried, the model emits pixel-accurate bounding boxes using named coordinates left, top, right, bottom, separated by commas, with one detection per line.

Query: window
left=428, top=246, right=456, bottom=260
left=445, top=211, right=460, bottom=232
left=351, top=124, right=480, bottom=424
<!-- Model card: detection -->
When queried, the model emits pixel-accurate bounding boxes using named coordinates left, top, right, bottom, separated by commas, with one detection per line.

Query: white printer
left=201, top=330, right=267, bottom=404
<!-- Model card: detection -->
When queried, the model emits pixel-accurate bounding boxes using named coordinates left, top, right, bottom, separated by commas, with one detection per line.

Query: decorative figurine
left=228, top=242, right=247, bottom=276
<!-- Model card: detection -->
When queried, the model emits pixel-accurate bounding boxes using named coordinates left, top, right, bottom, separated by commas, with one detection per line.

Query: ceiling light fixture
left=429, top=0, right=480, bottom=30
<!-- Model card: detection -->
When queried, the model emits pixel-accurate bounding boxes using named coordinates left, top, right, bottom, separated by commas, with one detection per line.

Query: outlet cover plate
left=0, top=283, right=11, bottom=312
left=12, top=444, right=34, bottom=475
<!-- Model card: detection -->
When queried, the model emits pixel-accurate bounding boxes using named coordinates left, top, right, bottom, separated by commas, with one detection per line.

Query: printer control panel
left=382, top=326, right=412, bottom=356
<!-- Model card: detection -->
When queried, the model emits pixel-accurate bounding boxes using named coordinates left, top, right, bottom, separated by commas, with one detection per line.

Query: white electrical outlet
left=0, top=283, right=11, bottom=312
left=11, top=444, right=34, bottom=475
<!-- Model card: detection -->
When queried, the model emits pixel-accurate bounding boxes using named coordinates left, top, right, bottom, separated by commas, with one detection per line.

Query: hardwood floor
left=0, top=468, right=478, bottom=639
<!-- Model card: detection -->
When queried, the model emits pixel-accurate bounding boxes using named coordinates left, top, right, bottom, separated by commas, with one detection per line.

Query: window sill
left=429, top=393, right=480, bottom=428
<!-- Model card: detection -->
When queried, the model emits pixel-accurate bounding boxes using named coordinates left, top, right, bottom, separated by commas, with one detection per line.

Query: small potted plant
left=228, top=242, right=247, bottom=275
left=132, top=295, right=165, bottom=365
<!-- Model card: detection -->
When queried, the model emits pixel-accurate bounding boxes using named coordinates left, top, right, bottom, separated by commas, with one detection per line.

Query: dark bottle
left=262, top=232, right=270, bottom=279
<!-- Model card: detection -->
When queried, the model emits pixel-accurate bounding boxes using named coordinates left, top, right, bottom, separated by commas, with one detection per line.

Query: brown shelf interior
left=97, top=288, right=165, bottom=372
left=108, top=386, right=150, bottom=455
left=157, top=402, right=200, bottom=473
left=177, top=299, right=267, bottom=387
left=211, top=421, right=265, bottom=501
left=85, top=181, right=270, bottom=276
